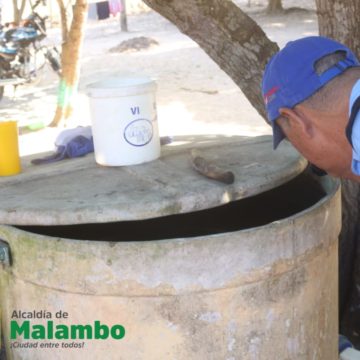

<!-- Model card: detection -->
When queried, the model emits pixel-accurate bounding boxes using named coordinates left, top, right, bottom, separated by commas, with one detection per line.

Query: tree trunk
left=56, top=0, right=69, bottom=43
left=12, top=0, right=26, bottom=24
left=19, top=0, right=26, bottom=18
left=143, top=0, right=278, bottom=121
left=316, top=0, right=360, bottom=347
left=120, top=0, right=128, bottom=32
left=50, top=0, right=88, bottom=127
left=267, top=0, right=283, bottom=13
left=12, top=0, right=21, bottom=24
left=315, top=0, right=360, bottom=58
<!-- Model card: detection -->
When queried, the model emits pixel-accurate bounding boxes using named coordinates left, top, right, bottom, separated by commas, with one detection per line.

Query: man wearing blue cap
left=262, top=36, right=360, bottom=357
left=262, top=36, right=360, bottom=180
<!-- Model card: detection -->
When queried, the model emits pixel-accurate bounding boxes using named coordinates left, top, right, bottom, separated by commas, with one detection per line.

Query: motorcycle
left=0, top=0, right=61, bottom=100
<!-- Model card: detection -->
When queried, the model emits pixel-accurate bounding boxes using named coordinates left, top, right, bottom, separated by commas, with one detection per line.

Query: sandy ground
left=0, top=0, right=318, bottom=156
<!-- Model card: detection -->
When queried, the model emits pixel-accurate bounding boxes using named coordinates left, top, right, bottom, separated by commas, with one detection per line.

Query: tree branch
left=56, top=0, right=69, bottom=43
left=142, top=0, right=279, bottom=120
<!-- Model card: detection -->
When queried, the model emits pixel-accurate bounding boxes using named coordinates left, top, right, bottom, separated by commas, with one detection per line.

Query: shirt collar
left=349, top=79, right=360, bottom=114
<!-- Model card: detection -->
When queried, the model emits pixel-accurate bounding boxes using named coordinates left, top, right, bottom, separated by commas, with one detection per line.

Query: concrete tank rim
left=0, top=176, right=341, bottom=296
left=1, top=175, right=340, bottom=245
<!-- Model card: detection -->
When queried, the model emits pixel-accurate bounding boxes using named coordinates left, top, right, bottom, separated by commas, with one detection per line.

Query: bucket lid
left=0, top=135, right=306, bottom=226
left=87, top=77, right=156, bottom=98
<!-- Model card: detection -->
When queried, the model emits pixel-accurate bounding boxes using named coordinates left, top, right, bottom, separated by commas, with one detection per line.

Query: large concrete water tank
left=0, top=136, right=340, bottom=359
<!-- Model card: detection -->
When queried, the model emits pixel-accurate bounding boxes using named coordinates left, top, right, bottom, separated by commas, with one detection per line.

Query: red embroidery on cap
left=264, top=86, right=279, bottom=105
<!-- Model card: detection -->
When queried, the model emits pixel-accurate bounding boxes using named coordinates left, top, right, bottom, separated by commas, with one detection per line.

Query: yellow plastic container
left=0, top=121, right=21, bottom=176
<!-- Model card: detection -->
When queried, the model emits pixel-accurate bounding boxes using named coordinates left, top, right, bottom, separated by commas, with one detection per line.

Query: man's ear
left=279, top=107, right=314, bottom=139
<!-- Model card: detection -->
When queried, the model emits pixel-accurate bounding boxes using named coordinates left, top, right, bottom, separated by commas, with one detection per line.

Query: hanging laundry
left=88, top=3, right=98, bottom=20
left=109, top=0, right=122, bottom=16
left=96, top=1, right=110, bottom=20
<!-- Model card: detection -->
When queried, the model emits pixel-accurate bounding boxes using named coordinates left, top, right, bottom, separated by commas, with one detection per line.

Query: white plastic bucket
left=87, top=77, right=160, bottom=166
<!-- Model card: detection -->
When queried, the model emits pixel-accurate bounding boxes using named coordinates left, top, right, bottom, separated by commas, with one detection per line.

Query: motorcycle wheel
left=45, top=46, right=61, bottom=75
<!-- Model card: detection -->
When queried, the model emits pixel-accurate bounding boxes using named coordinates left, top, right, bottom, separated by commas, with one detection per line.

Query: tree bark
left=12, top=0, right=26, bottom=24
left=56, top=0, right=69, bottom=43
left=142, top=0, right=279, bottom=121
left=19, top=0, right=26, bottom=20
left=267, top=0, right=283, bottom=13
left=315, top=0, right=360, bottom=58
left=120, top=0, right=128, bottom=32
left=316, top=0, right=360, bottom=347
left=50, top=0, right=88, bottom=127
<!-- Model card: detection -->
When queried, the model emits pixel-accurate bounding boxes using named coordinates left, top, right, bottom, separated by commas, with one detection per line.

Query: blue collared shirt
left=350, top=79, right=360, bottom=175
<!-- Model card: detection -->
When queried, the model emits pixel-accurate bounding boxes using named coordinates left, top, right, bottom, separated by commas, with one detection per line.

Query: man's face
left=277, top=105, right=355, bottom=179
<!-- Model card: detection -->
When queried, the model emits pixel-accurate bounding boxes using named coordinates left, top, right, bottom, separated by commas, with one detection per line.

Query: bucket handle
left=0, top=239, right=11, bottom=268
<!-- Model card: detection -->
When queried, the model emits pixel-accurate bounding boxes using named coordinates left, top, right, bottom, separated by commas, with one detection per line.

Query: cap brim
left=272, top=121, right=286, bottom=149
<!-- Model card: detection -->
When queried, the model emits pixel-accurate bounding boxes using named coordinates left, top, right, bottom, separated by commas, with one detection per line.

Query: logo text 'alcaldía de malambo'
left=10, top=310, right=126, bottom=341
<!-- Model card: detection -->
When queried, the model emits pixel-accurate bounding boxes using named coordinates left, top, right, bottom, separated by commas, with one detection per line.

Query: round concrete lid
left=0, top=135, right=307, bottom=225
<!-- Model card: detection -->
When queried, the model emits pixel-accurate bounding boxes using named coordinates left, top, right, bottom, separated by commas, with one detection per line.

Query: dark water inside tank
left=16, top=172, right=326, bottom=241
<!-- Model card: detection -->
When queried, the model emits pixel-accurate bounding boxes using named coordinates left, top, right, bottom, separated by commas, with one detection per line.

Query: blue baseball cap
left=262, top=36, right=360, bottom=149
